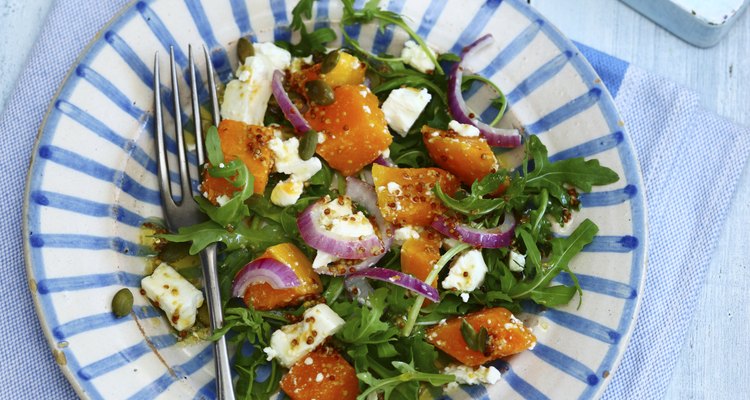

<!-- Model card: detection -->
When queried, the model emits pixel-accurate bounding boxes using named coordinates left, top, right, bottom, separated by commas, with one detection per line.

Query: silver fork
left=153, top=45, right=235, bottom=400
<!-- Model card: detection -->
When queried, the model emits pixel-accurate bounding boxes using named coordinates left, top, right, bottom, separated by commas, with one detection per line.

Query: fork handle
left=200, top=243, right=235, bottom=400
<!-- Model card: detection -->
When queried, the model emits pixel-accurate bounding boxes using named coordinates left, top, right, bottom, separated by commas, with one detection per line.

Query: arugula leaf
left=525, top=135, right=619, bottom=201
left=357, top=362, right=455, bottom=400
left=279, top=0, right=336, bottom=56
left=340, top=0, right=443, bottom=74
left=509, top=219, right=597, bottom=303
left=158, top=217, right=292, bottom=255
left=334, top=288, right=399, bottom=345
left=205, top=125, right=223, bottom=165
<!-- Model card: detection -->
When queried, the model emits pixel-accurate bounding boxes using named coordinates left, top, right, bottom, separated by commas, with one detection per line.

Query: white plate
left=24, top=0, right=647, bottom=398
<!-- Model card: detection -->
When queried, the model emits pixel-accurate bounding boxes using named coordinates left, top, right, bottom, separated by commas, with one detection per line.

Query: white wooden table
left=1, top=0, right=748, bottom=398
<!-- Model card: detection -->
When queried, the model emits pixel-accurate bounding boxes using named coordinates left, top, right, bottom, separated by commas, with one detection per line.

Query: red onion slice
left=231, top=257, right=301, bottom=298
left=298, top=198, right=385, bottom=259
left=271, top=70, right=313, bottom=134
left=341, top=177, right=394, bottom=271
left=448, top=34, right=521, bottom=148
left=347, top=267, right=440, bottom=302
left=373, top=155, right=396, bottom=167
left=431, top=213, right=516, bottom=248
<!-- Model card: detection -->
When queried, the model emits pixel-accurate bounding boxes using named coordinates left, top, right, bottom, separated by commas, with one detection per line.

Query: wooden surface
left=1, top=0, right=749, bottom=398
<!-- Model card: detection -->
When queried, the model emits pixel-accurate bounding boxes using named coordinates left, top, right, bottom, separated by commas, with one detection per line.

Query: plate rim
left=22, top=0, right=649, bottom=399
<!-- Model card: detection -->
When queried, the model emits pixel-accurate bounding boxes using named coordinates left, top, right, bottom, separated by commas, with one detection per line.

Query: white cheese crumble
left=263, top=304, right=345, bottom=367
left=448, top=120, right=480, bottom=137
left=267, top=136, right=323, bottom=206
left=141, top=263, right=204, bottom=331
left=400, top=40, right=437, bottom=74
left=442, top=249, right=488, bottom=292
left=222, top=42, right=290, bottom=125
left=215, top=194, right=232, bottom=207
left=509, top=250, right=526, bottom=272
left=393, top=226, right=421, bottom=246
left=443, top=364, right=502, bottom=391
left=386, top=181, right=402, bottom=195
left=381, top=87, right=432, bottom=137
left=311, top=196, right=378, bottom=272
left=270, top=179, right=304, bottom=206
left=460, top=292, right=470, bottom=303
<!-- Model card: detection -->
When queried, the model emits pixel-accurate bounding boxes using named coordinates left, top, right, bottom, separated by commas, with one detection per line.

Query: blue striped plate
left=24, top=0, right=647, bottom=399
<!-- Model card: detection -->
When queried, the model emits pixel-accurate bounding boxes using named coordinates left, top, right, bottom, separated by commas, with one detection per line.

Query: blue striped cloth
left=1, top=1, right=749, bottom=399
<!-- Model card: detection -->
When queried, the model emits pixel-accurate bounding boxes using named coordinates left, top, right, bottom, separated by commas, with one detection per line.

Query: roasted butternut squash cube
left=201, top=120, right=275, bottom=203
left=400, top=229, right=443, bottom=288
left=372, top=164, right=459, bottom=226
left=242, top=243, right=322, bottom=310
left=306, top=85, right=392, bottom=176
left=422, top=126, right=498, bottom=186
left=426, top=307, right=536, bottom=366
left=280, top=347, right=359, bottom=400
left=320, top=52, right=366, bottom=88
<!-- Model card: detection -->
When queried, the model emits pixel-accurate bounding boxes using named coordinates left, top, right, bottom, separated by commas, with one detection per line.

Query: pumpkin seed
left=197, top=303, right=211, bottom=327
left=299, top=130, right=319, bottom=160
left=111, top=288, right=134, bottom=318
left=305, top=80, right=335, bottom=106
left=237, top=37, right=254, bottom=62
left=320, top=51, right=340, bottom=74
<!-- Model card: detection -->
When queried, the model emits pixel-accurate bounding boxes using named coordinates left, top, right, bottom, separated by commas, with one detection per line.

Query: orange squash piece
left=306, top=85, right=392, bottom=176
left=400, top=229, right=442, bottom=288
left=426, top=307, right=536, bottom=367
left=320, top=52, right=366, bottom=88
left=201, top=120, right=275, bottom=203
left=242, top=243, right=322, bottom=311
left=280, top=347, right=359, bottom=400
left=422, top=126, right=498, bottom=186
left=372, top=164, right=460, bottom=227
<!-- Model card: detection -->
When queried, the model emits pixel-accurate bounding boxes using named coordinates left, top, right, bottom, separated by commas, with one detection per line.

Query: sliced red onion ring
left=431, top=213, right=516, bottom=248
left=373, top=155, right=396, bottom=167
left=231, top=257, right=301, bottom=298
left=298, top=198, right=385, bottom=259
left=342, top=177, right=393, bottom=271
left=347, top=267, right=440, bottom=302
left=448, top=34, right=521, bottom=148
left=271, top=70, right=312, bottom=134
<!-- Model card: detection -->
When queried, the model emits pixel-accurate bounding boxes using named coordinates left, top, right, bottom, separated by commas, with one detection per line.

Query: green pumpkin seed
left=305, top=80, right=335, bottom=106
left=320, top=51, right=340, bottom=74
left=158, top=241, right=192, bottom=263
left=197, top=303, right=211, bottom=327
left=299, top=130, right=319, bottom=160
left=237, top=37, right=254, bottom=62
left=112, top=288, right=134, bottom=318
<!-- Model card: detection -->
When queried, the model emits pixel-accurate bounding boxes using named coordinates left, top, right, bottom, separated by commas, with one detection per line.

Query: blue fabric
left=0, top=2, right=748, bottom=400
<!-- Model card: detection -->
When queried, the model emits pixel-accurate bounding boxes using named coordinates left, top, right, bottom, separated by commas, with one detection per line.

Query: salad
left=137, top=1, right=620, bottom=399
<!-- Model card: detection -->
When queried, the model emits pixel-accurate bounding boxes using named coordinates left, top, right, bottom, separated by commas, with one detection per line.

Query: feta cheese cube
left=509, top=250, right=526, bottom=272
left=448, top=120, right=480, bottom=137
left=221, top=55, right=273, bottom=125
left=400, top=40, right=437, bottom=74
left=312, top=250, right=339, bottom=271
left=393, top=225, right=421, bottom=246
left=263, top=304, right=345, bottom=367
left=141, top=263, right=204, bottom=331
left=253, top=42, right=291, bottom=71
left=268, top=137, right=322, bottom=181
left=443, top=364, right=501, bottom=391
left=270, top=178, right=304, bottom=206
left=381, top=87, right=432, bottom=137
left=442, top=249, right=488, bottom=292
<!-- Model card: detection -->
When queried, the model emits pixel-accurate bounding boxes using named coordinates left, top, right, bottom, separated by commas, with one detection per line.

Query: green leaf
left=205, top=125, right=223, bottom=165
left=529, top=285, right=578, bottom=307
left=335, top=288, right=399, bottom=345
left=356, top=361, right=455, bottom=400
left=509, top=219, right=598, bottom=302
